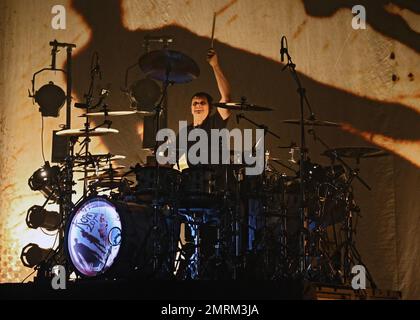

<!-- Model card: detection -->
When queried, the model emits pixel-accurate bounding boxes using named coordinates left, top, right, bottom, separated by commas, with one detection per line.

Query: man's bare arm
left=207, top=48, right=231, bottom=120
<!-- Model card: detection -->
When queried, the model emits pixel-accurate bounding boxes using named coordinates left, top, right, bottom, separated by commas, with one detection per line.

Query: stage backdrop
left=0, top=0, right=419, bottom=298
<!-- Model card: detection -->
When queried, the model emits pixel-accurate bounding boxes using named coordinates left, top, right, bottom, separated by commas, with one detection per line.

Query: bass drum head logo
left=67, top=197, right=122, bottom=277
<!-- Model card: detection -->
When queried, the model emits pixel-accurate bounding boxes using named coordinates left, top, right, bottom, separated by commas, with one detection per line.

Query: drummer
left=174, top=48, right=233, bottom=279
left=176, top=48, right=232, bottom=169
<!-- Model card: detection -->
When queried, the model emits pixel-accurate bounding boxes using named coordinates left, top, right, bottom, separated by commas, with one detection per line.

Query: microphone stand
left=281, top=36, right=315, bottom=275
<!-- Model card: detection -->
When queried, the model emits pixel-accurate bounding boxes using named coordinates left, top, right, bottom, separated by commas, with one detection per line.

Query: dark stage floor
left=0, top=279, right=304, bottom=300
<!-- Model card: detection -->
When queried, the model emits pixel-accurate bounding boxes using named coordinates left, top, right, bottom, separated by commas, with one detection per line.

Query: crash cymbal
left=139, top=49, right=200, bottom=84
left=213, top=102, right=273, bottom=112
left=80, top=110, right=154, bottom=117
left=322, top=147, right=389, bottom=159
left=55, top=128, right=119, bottom=137
left=283, top=119, right=341, bottom=127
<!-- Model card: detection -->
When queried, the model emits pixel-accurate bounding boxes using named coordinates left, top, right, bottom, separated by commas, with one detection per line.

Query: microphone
left=96, top=58, right=102, bottom=80
left=280, top=36, right=287, bottom=63
left=92, top=53, right=102, bottom=79
left=144, top=35, right=174, bottom=43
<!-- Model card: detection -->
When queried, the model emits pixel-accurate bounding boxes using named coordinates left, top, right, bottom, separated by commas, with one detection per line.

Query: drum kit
left=29, top=41, right=388, bottom=287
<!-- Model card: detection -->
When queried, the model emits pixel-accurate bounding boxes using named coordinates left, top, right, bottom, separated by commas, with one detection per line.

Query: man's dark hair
left=191, top=92, right=213, bottom=106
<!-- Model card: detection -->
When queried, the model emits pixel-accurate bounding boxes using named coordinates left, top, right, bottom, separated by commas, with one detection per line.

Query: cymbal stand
left=307, top=128, right=376, bottom=288
left=307, top=129, right=371, bottom=191
left=281, top=36, right=315, bottom=274
left=236, top=113, right=282, bottom=142
left=236, top=113, right=291, bottom=278
left=150, top=68, right=172, bottom=274
left=75, top=52, right=107, bottom=197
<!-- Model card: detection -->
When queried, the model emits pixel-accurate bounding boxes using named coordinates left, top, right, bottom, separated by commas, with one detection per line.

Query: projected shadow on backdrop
left=303, top=0, right=420, bottom=53
left=70, top=0, right=420, bottom=171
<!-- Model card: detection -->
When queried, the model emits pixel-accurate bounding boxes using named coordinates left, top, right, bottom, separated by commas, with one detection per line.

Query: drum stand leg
left=189, top=213, right=201, bottom=279
left=342, top=210, right=377, bottom=289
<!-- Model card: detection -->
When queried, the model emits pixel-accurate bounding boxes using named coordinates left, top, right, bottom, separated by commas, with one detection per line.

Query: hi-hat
left=213, top=102, right=273, bottom=112
left=322, top=147, right=389, bottom=159
left=56, top=128, right=119, bottom=137
left=139, top=49, right=200, bottom=83
left=283, top=119, right=341, bottom=127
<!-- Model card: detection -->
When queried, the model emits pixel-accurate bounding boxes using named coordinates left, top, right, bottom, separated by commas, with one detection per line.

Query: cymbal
left=322, top=147, right=389, bottom=159
left=74, top=154, right=126, bottom=165
left=90, top=180, right=123, bottom=189
left=139, top=49, right=200, bottom=84
left=91, top=179, right=133, bottom=190
left=213, top=102, right=273, bottom=112
left=283, top=119, right=341, bottom=127
left=74, top=165, right=126, bottom=173
left=80, top=110, right=154, bottom=117
left=56, top=128, right=119, bottom=137
left=97, top=154, right=126, bottom=162
left=78, top=170, right=132, bottom=181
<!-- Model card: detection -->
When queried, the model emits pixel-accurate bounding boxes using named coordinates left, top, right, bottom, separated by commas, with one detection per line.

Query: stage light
left=26, top=205, right=62, bottom=231
left=20, top=243, right=54, bottom=268
left=28, top=162, right=61, bottom=202
left=34, top=81, right=66, bottom=117
left=129, top=78, right=161, bottom=112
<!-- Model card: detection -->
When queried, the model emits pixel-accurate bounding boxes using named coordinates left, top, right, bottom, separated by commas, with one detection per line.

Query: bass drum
left=65, top=196, right=175, bottom=279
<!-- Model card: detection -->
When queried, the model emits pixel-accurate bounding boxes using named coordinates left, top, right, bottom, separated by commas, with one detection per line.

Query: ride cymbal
left=322, top=147, right=389, bottom=159
left=283, top=119, right=341, bottom=127
left=139, top=49, right=200, bottom=84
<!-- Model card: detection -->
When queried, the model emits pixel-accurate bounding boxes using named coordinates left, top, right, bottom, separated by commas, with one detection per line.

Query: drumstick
left=211, top=12, right=216, bottom=48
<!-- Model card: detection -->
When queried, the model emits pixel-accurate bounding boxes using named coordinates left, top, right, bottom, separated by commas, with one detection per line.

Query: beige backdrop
left=0, top=0, right=419, bottom=298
